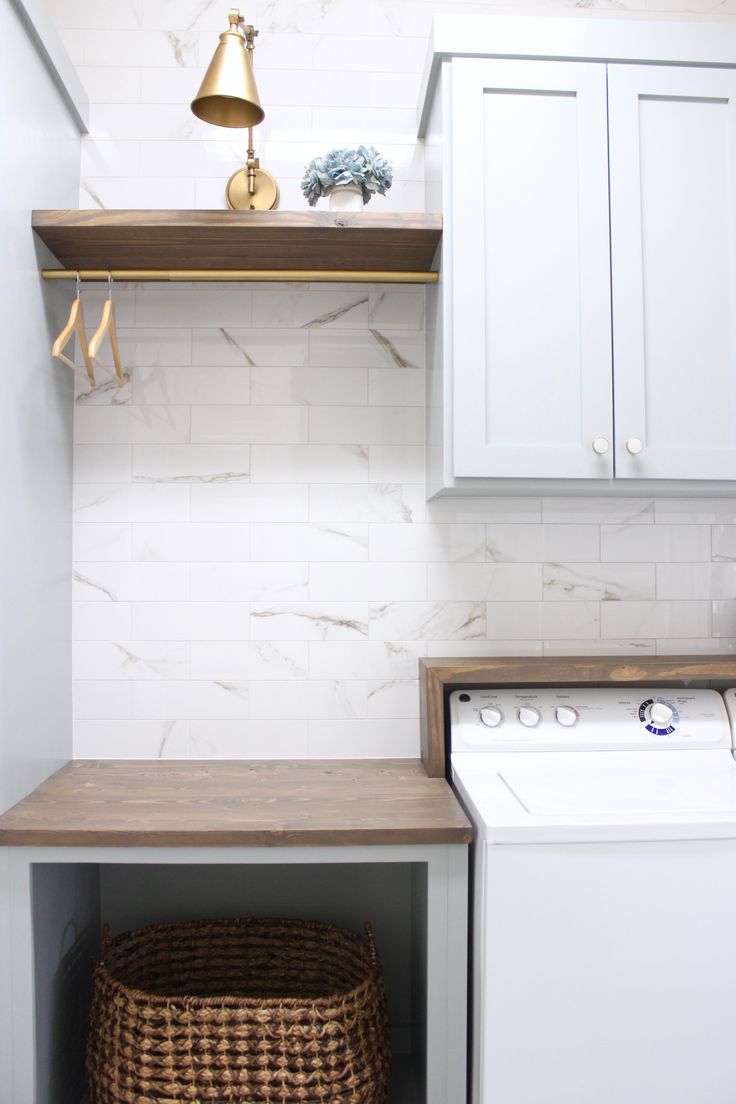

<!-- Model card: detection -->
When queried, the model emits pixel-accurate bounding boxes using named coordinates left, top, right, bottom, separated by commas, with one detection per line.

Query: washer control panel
left=449, top=688, right=730, bottom=752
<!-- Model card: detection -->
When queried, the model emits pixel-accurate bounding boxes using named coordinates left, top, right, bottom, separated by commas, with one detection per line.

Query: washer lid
left=452, top=750, right=736, bottom=843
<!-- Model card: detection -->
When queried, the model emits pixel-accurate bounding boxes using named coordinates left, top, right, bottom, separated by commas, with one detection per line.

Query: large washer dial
left=638, top=697, right=679, bottom=735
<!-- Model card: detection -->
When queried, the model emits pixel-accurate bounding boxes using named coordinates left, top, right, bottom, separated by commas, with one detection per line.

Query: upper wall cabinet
left=421, top=16, right=736, bottom=495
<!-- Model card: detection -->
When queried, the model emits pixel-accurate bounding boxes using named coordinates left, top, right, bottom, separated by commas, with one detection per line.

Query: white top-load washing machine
left=449, top=686, right=736, bottom=1104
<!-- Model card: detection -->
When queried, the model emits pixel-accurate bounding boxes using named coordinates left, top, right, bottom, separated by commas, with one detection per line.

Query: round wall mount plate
left=226, top=167, right=279, bottom=211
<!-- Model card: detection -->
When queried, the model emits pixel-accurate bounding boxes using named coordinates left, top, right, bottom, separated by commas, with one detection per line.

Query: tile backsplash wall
left=72, top=282, right=736, bottom=759
left=52, top=0, right=736, bottom=757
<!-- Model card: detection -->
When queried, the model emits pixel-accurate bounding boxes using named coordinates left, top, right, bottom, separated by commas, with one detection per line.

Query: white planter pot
left=328, top=184, right=364, bottom=212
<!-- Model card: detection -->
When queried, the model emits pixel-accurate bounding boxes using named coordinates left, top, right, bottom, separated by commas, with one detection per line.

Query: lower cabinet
left=424, top=23, right=736, bottom=494
left=3, top=844, right=467, bottom=1104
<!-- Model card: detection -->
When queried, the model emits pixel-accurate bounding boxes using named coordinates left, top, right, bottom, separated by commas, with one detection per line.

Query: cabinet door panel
left=609, top=65, right=736, bottom=480
left=451, top=60, right=613, bottom=479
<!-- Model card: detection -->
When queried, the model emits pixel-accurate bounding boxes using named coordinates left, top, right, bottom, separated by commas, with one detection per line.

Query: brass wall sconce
left=191, top=8, right=279, bottom=210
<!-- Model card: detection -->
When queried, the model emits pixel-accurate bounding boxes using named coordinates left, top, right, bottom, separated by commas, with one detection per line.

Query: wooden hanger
left=89, top=273, right=125, bottom=386
left=51, top=273, right=95, bottom=386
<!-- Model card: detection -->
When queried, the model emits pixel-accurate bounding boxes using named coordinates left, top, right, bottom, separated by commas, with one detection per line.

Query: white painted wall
left=39, top=0, right=736, bottom=759
left=0, top=0, right=81, bottom=809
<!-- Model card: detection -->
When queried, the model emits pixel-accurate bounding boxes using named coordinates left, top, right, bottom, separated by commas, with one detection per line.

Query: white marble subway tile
left=191, top=405, right=308, bottom=444
left=132, top=444, right=251, bottom=484
left=657, top=563, right=736, bottom=600
left=73, top=640, right=189, bottom=681
left=251, top=523, right=368, bottom=562
left=56, top=27, right=85, bottom=65
left=73, top=680, right=132, bottom=720
left=366, top=680, right=420, bottom=719
left=428, top=563, right=542, bottom=601
left=368, top=289, right=425, bottom=330
left=250, top=444, right=368, bottom=483
left=368, top=368, right=424, bottom=406
left=309, top=641, right=426, bottom=680
left=73, top=523, right=132, bottom=562
left=311, top=33, right=426, bottom=73
left=73, top=602, right=132, bottom=642
left=600, top=524, right=711, bottom=562
left=369, top=446, right=424, bottom=484
left=74, top=483, right=190, bottom=523
left=79, top=136, right=139, bottom=178
left=370, top=70, right=421, bottom=110
left=191, top=328, right=308, bottom=368
left=190, top=642, right=309, bottom=681
left=310, top=483, right=424, bottom=523
left=133, top=365, right=251, bottom=405
left=427, top=497, right=542, bottom=524
left=116, top=328, right=192, bottom=368
left=311, top=563, right=427, bottom=601
left=601, top=601, right=711, bottom=639
left=370, top=523, right=484, bottom=562
left=186, top=720, right=310, bottom=759
left=75, top=405, right=191, bottom=445
left=83, top=27, right=201, bottom=67
left=658, top=637, right=736, bottom=654
left=424, top=640, right=544, bottom=657
left=544, top=639, right=657, bottom=656
left=132, top=523, right=250, bottom=562
left=309, top=329, right=423, bottom=370
left=250, top=603, right=369, bottom=640
left=712, top=601, right=736, bottom=637
left=251, top=289, right=369, bottom=330
left=77, top=284, right=137, bottom=328
left=307, top=719, right=419, bottom=758
left=311, top=105, right=417, bottom=144
left=73, top=445, right=132, bottom=484
left=75, top=375, right=132, bottom=406
left=543, top=563, right=655, bottom=602
left=486, top=523, right=599, bottom=563
left=134, top=285, right=252, bottom=328
left=132, top=602, right=250, bottom=641
left=654, top=499, right=736, bottom=524
left=712, top=525, right=736, bottom=561
left=542, top=498, right=655, bottom=524
left=307, top=404, right=423, bottom=446
left=74, top=720, right=192, bottom=760
left=73, top=563, right=189, bottom=603
left=369, top=601, right=485, bottom=641
left=250, top=680, right=367, bottom=720
left=131, top=680, right=250, bottom=720
left=191, top=562, right=308, bottom=602
left=251, top=365, right=368, bottom=405
left=191, top=484, right=308, bottom=522
left=91, top=102, right=204, bottom=141
left=47, top=1, right=141, bottom=31
left=485, top=602, right=600, bottom=640
left=81, top=176, right=197, bottom=209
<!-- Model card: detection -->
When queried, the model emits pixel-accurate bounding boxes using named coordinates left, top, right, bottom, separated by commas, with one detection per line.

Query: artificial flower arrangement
left=301, top=145, right=393, bottom=207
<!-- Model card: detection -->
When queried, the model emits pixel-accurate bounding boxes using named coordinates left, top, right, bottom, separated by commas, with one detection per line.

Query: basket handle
left=363, top=921, right=378, bottom=966
left=99, top=923, right=112, bottom=962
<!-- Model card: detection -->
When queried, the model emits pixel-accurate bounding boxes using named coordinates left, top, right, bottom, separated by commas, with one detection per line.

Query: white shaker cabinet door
left=450, top=60, right=613, bottom=479
left=609, top=65, right=736, bottom=480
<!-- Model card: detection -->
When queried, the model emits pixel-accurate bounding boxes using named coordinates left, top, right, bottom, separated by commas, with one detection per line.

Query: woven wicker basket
left=86, top=917, right=391, bottom=1104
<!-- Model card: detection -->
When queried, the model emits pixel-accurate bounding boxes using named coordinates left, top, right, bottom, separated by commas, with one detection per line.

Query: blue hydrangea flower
left=301, top=146, right=393, bottom=206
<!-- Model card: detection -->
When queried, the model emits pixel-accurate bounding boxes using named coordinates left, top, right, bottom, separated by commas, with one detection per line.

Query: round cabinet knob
left=626, top=438, right=644, bottom=455
left=649, top=701, right=674, bottom=727
left=480, top=706, right=503, bottom=728
left=555, top=705, right=578, bottom=728
left=518, top=706, right=541, bottom=728
left=592, top=437, right=610, bottom=455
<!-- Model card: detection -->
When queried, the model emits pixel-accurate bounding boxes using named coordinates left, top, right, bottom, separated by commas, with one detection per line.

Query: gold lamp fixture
left=191, top=8, right=279, bottom=210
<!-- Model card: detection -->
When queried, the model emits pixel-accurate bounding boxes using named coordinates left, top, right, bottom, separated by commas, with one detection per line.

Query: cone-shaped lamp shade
left=191, top=28, right=264, bottom=128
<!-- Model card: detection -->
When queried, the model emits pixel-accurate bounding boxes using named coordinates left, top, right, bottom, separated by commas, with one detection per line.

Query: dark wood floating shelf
left=32, top=209, right=442, bottom=278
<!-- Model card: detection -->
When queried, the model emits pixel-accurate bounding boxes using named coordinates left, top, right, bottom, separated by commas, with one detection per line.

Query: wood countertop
left=0, top=759, right=471, bottom=848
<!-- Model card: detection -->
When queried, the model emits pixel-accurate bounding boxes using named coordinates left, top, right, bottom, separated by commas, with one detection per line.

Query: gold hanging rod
left=41, top=268, right=439, bottom=285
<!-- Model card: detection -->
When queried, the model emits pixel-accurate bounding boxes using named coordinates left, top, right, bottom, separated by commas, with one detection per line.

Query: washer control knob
left=555, top=705, right=578, bottom=727
left=592, top=437, right=610, bottom=455
left=480, top=706, right=503, bottom=728
left=518, top=706, right=541, bottom=728
left=649, top=701, right=674, bottom=727
left=626, top=437, right=644, bottom=455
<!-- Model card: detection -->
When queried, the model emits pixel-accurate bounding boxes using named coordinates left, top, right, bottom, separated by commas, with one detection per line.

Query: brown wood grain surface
left=0, top=759, right=471, bottom=847
left=31, top=210, right=442, bottom=273
left=420, top=655, right=736, bottom=776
